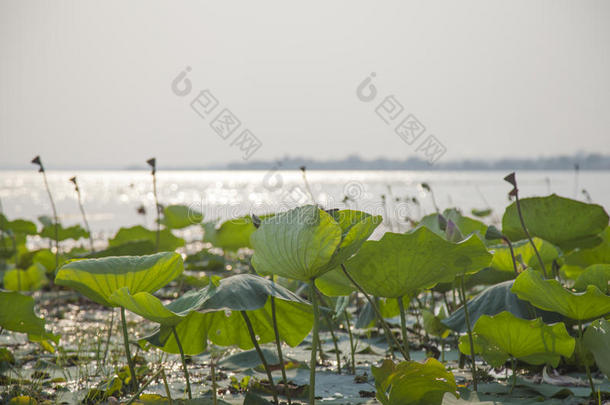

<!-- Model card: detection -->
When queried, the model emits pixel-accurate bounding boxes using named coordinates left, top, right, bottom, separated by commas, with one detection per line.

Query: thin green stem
left=211, top=354, right=217, bottom=405
left=241, top=311, right=278, bottom=405
left=344, top=309, right=356, bottom=374
left=101, top=310, right=114, bottom=368
left=314, top=289, right=341, bottom=374
left=152, top=173, right=160, bottom=252
left=172, top=327, right=192, bottom=399
left=578, top=320, right=596, bottom=394
left=397, top=296, right=410, bottom=357
left=74, top=185, right=94, bottom=252
left=309, top=281, right=320, bottom=405
left=120, top=307, right=138, bottom=392
left=125, top=368, right=165, bottom=404
left=510, top=357, right=517, bottom=394
left=41, top=171, right=59, bottom=269
left=271, top=295, right=291, bottom=405
left=459, top=275, right=477, bottom=392
left=340, top=264, right=409, bottom=360
left=160, top=369, right=173, bottom=405
left=503, top=237, right=519, bottom=276
left=514, top=193, right=547, bottom=277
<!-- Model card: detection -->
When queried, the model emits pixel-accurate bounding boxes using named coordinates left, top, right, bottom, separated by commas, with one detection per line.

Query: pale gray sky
left=1, top=0, right=609, bottom=168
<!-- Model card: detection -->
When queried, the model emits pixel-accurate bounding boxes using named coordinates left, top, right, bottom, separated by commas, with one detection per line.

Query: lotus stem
left=271, top=295, right=291, bottom=405
left=211, top=353, right=217, bottom=405
left=172, top=326, right=192, bottom=399
left=510, top=357, right=517, bottom=394
left=101, top=309, right=114, bottom=367
left=506, top=173, right=547, bottom=278
left=300, top=166, right=317, bottom=205
left=147, top=158, right=161, bottom=252
left=309, top=280, right=320, bottom=405
left=33, top=157, right=60, bottom=270
left=340, top=264, right=410, bottom=360
left=344, top=309, right=356, bottom=374
left=459, top=275, right=477, bottom=391
left=577, top=320, right=596, bottom=394
left=120, top=307, right=138, bottom=392
left=126, top=367, right=165, bottom=404
left=241, top=311, right=279, bottom=405
left=70, top=176, right=94, bottom=252
left=397, top=296, right=410, bottom=356
left=160, top=369, right=173, bottom=405
left=314, top=289, right=341, bottom=374
left=504, top=237, right=519, bottom=276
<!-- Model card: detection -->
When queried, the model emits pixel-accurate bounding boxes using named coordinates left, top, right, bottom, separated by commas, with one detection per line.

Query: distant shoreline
left=2, top=153, right=609, bottom=171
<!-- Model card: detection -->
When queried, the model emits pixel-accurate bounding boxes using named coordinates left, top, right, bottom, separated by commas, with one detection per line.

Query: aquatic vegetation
left=251, top=205, right=380, bottom=404
left=458, top=311, right=575, bottom=391
left=371, top=358, right=458, bottom=405
left=2, top=169, right=610, bottom=404
left=55, top=252, right=183, bottom=391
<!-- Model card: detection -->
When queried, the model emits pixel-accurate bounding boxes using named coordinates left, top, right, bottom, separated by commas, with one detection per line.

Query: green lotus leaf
left=583, top=318, right=610, bottom=379
left=442, top=280, right=564, bottom=333
left=573, top=264, right=610, bottom=293
left=250, top=206, right=341, bottom=281
left=31, top=249, right=67, bottom=273
left=203, top=217, right=256, bottom=251
left=565, top=227, right=610, bottom=268
left=315, top=268, right=355, bottom=296
left=420, top=208, right=491, bottom=242
left=489, top=238, right=560, bottom=273
left=143, top=274, right=313, bottom=355
left=371, top=358, right=458, bottom=405
left=0, top=290, right=59, bottom=343
left=55, top=252, right=183, bottom=307
left=422, top=307, right=450, bottom=339
left=323, top=209, right=382, bottom=271
left=85, top=240, right=156, bottom=258
left=108, top=226, right=185, bottom=252
left=511, top=269, right=610, bottom=320
left=502, top=195, right=609, bottom=251
left=109, top=285, right=216, bottom=326
left=342, top=227, right=492, bottom=298
left=161, top=205, right=203, bottom=229
left=40, top=223, right=89, bottom=242
left=458, top=311, right=575, bottom=368
left=0, top=214, right=37, bottom=235
left=3, top=263, right=48, bottom=291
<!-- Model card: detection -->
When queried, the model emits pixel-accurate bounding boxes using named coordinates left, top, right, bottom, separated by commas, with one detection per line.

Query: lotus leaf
left=371, top=358, right=458, bottom=405
left=511, top=269, right=610, bottom=320
left=55, top=252, right=183, bottom=307
left=161, top=204, right=203, bottom=229
left=0, top=290, right=58, bottom=343
left=502, top=195, right=609, bottom=251
left=143, top=274, right=313, bottom=355
left=458, top=311, right=575, bottom=367
left=250, top=205, right=380, bottom=281
left=203, top=217, right=256, bottom=251
left=108, top=226, right=184, bottom=252
left=339, top=227, right=492, bottom=298
left=583, top=318, right=610, bottom=378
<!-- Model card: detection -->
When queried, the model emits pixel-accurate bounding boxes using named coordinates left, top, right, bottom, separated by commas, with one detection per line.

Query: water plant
left=31, top=156, right=59, bottom=269
left=55, top=252, right=184, bottom=391
left=69, top=176, right=95, bottom=251
left=250, top=205, right=380, bottom=405
left=146, top=158, right=161, bottom=251
left=140, top=274, right=314, bottom=403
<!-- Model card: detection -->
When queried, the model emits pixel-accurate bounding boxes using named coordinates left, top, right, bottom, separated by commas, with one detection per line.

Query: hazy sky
left=1, top=1, right=609, bottom=169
